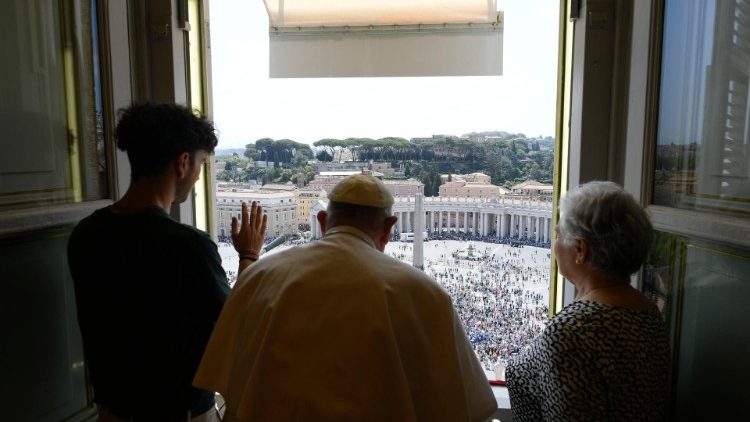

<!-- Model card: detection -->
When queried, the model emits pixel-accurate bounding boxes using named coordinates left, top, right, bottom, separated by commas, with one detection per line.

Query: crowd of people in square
left=222, top=233, right=553, bottom=372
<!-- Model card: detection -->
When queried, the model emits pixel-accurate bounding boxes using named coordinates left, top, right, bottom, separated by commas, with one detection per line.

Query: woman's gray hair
left=558, top=181, right=653, bottom=277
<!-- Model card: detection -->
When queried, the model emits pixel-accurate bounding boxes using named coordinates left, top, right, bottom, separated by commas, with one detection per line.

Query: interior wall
left=0, top=1, right=136, bottom=420
left=0, top=229, right=91, bottom=421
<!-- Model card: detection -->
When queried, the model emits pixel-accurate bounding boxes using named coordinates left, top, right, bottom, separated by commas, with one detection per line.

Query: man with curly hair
left=68, top=102, right=266, bottom=422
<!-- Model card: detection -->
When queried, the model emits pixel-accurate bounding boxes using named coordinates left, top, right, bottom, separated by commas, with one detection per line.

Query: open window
left=208, top=5, right=567, bottom=412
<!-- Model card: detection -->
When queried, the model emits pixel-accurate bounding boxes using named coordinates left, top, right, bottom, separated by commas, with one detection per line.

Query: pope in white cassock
left=194, top=174, right=496, bottom=421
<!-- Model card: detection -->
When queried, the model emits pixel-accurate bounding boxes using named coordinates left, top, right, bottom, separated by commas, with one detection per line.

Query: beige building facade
left=439, top=173, right=508, bottom=199
left=309, top=170, right=423, bottom=197
left=511, top=180, right=553, bottom=197
left=383, top=179, right=423, bottom=196
left=296, top=188, right=326, bottom=227
left=216, top=188, right=297, bottom=238
left=440, top=172, right=492, bottom=184
left=308, top=171, right=362, bottom=193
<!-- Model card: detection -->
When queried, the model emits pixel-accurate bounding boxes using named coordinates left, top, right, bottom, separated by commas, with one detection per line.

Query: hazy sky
left=209, top=0, right=560, bottom=148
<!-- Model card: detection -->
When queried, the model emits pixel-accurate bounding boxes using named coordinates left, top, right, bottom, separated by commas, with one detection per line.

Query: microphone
left=261, top=235, right=288, bottom=254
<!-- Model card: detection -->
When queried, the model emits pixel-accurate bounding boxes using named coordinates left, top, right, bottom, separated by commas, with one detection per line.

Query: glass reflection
left=0, top=0, right=106, bottom=210
left=656, top=0, right=750, bottom=215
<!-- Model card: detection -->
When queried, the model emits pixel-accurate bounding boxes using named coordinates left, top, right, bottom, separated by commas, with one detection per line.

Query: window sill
left=485, top=370, right=510, bottom=409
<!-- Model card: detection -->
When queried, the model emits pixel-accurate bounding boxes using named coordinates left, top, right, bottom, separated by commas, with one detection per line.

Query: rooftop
left=217, top=190, right=295, bottom=199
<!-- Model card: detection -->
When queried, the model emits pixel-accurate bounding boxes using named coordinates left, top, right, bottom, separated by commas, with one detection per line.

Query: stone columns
left=414, top=194, right=424, bottom=269
left=311, top=214, right=320, bottom=238
left=536, top=216, right=542, bottom=242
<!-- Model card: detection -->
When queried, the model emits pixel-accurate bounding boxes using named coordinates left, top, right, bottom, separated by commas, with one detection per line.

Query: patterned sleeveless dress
left=506, top=301, right=670, bottom=421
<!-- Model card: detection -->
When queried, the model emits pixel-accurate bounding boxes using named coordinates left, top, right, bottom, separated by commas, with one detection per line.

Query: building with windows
left=309, top=170, right=422, bottom=197
left=383, top=179, right=424, bottom=196
left=258, top=183, right=297, bottom=193
left=217, top=181, right=261, bottom=192
left=308, top=171, right=367, bottom=192
left=510, top=180, right=553, bottom=198
left=295, top=187, right=326, bottom=228
left=368, top=162, right=400, bottom=177
left=439, top=173, right=508, bottom=199
left=216, top=188, right=297, bottom=238
left=311, top=194, right=553, bottom=243
left=441, top=172, right=492, bottom=184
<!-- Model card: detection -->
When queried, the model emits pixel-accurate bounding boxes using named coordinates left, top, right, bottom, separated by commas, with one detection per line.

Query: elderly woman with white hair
left=504, top=181, right=671, bottom=421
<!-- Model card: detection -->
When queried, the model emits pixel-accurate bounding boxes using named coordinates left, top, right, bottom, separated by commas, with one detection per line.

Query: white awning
left=263, top=0, right=497, bottom=28
left=263, top=1, right=504, bottom=78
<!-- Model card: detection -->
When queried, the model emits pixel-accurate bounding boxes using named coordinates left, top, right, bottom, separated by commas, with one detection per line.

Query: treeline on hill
left=217, top=135, right=555, bottom=195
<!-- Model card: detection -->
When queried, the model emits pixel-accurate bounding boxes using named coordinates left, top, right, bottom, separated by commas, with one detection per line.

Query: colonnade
left=393, top=208, right=551, bottom=243
left=311, top=196, right=553, bottom=243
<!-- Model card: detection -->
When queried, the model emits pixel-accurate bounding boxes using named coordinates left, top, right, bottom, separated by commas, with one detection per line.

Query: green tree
left=293, top=148, right=312, bottom=167
left=244, top=143, right=260, bottom=161
left=276, top=169, right=294, bottom=183
left=303, top=165, right=316, bottom=183
left=315, top=138, right=348, bottom=162
left=414, top=162, right=443, bottom=196
left=404, top=161, right=412, bottom=178
left=528, top=163, right=543, bottom=181
left=316, top=150, right=333, bottom=162
left=255, top=138, right=275, bottom=167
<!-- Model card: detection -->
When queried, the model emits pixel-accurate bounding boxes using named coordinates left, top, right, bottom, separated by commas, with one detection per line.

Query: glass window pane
left=646, top=231, right=750, bottom=420
left=0, top=0, right=106, bottom=211
left=655, top=0, right=750, bottom=216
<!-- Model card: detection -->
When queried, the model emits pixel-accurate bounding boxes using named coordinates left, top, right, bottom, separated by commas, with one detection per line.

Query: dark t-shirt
left=68, top=206, right=230, bottom=421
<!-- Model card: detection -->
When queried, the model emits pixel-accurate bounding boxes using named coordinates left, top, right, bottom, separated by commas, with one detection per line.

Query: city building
left=510, top=180, right=553, bottom=198
left=311, top=194, right=553, bottom=243
left=383, top=179, right=424, bottom=196
left=410, top=134, right=467, bottom=144
left=367, top=162, right=400, bottom=177
left=309, top=170, right=422, bottom=196
left=440, top=172, right=492, bottom=184
left=308, top=171, right=365, bottom=192
left=258, top=183, right=297, bottom=193
left=215, top=187, right=297, bottom=238
left=313, top=162, right=363, bottom=173
left=439, top=173, right=508, bottom=199
left=217, top=181, right=260, bottom=191
left=296, top=187, right=326, bottom=228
